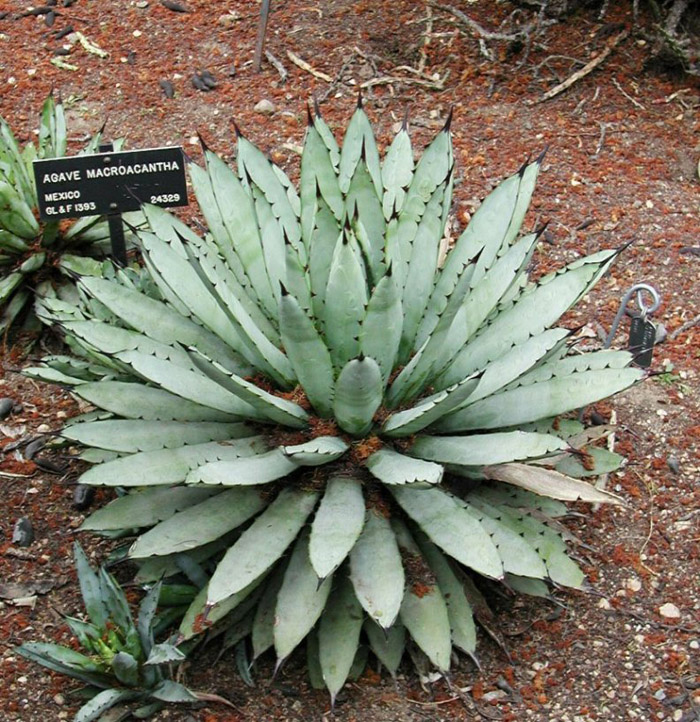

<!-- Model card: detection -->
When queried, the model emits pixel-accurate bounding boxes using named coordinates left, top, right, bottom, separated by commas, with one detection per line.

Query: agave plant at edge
left=0, top=94, right=141, bottom=331
left=29, top=103, right=643, bottom=700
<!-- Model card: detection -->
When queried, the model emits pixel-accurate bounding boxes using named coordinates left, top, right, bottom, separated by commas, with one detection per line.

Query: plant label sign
left=628, top=315, right=656, bottom=368
left=33, top=146, right=188, bottom=220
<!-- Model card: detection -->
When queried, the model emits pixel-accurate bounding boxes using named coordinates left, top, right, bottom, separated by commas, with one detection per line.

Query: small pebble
left=191, top=73, right=212, bottom=92
left=254, top=99, right=276, bottom=115
left=667, top=456, right=681, bottom=474
left=199, top=69, right=217, bottom=89
left=36, top=423, right=51, bottom=433
left=135, top=1, right=149, bottom=7
left=0, top=397, right=14, bottom=419
left=659, top=602, right=681, bottom=619
left=625, top=577, right=642, bottom=592
left=481, top=690, right=507, bottom=703
left=218, top=11, right=240, bottom=26
left=12, top=517, right=34, bottom=547
left=590, top=410, right=607, bottom=425
left=159, top=78, right=175, bottom=98
left=53, top=694, right=65, bottom=706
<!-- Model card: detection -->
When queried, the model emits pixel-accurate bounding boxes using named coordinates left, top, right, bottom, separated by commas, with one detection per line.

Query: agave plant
left=0, top=93, right=140, bottom=331
left=29, top=103, right=643, bottom=699
left=17, top=543, right=224, bottom=722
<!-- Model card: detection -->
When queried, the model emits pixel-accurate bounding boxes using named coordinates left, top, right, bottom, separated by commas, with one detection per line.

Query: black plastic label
left=33, top=146, right=188, bottom=220
left=628, top=316, right=655, bottom=368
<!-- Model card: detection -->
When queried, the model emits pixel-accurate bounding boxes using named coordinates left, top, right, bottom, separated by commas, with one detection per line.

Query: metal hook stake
left=603, top=283, right=660, bottom=349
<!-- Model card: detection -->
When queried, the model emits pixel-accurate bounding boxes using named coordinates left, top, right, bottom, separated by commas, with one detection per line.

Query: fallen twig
left=317, top=48, right=361, bottom=103
left=612, top=76, right=645, bottom=110
left=536, top=29, right=629, bottom=103
left=418, top=5, right=433, bottom=74
left=669, top=312, right=700, bottom=340
left=286, top=50, right=333, bottom=82
left=593, top=120, right=609, bottom=158
left=360, top=73, right=446, bottom=91
left=265, top=50, right=287, bottom=83
left=430, top=1, right=555, bottom=62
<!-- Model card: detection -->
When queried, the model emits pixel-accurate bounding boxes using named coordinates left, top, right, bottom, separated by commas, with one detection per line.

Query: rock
left=12, top=517, right=34, bottom=547
left=625, top=577, right=642, bottom=592
left=161, top=0, right=190, bottom=11
left=73, top=484, right=95, bottom=511
left=659, top=602, right=681, bottom=619
left=218, top=11, right=240, bottom=26
left=667, top=456, right=681, bottom=474
left=0, top=398, right=14, bottom=419
left=654, top=322, right=667, bottom=344
left=482, top=690, right=508, bottom=703
left=199, top=69, right=217, bottom=89
left=135, top=1, right=149, bottom=7
left=191, top=73, right=212, bottom=92
left=598, top=597, right=612, bottom=610
left=159, top=78, right=175, bottom=98
left=590, top=410, right=607, bottom=425
left=254, top=99, right=276, bottom=116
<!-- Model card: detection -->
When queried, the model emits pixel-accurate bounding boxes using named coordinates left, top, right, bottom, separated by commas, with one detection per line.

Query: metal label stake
left=604, top=283, right=661, bottom=368
left=98, top=142, right=127, bottom=267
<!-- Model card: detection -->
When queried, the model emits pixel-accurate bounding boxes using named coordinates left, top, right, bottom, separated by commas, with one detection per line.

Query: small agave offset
left=30, top=102, right=643, bottom=699
left=17, top=544, right=220, bottom=721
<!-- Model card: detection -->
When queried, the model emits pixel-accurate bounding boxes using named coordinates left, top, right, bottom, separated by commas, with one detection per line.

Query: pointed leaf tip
left=196, top=131, right=210, bottom=152
left=535, top=220, right=550, bottom=237
left=536, top=145, right=549, bottom=164
left=402, top=105, right=410, bottom=131
left=232, top=119, right=243, bottom=138
left=306, top=103, right=314, bottom=126
left=279, top=281, right=289, bottom=296
left=357, top=89, right=363, bottom=108
left=442, top=106, right=453, bottom=132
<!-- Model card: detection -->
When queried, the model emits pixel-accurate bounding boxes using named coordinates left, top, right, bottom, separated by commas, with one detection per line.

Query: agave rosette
left=31, top=103, right=642, bottom=697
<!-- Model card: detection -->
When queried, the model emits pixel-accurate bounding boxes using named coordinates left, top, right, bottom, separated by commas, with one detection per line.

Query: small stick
left=265, top=49, right=287, bottom=82
left=418, top=5, right=433, bottom=74
left=612, top=76, right=645, bottom=110
left=536, top=29, right=629, bottom=104
left=593, top=121, right=608, bottom=158
left=286, top=50, right=333, bottom=82
left=360, top=74, right=446, bottom=90
left=669, top=312, right=700, bottom=340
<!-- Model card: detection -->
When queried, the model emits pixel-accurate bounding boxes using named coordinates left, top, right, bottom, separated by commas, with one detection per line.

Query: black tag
left=33, top=146, right=188, bottom=220
left=628, top=316, right=655, bottom=367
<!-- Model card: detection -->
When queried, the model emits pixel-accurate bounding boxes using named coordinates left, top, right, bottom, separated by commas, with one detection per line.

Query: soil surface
left=0, top=1, right=698, bottom=721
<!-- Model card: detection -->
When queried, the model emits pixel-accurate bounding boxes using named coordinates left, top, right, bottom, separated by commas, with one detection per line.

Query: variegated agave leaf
left=38, top=105, right=644, bottom=697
